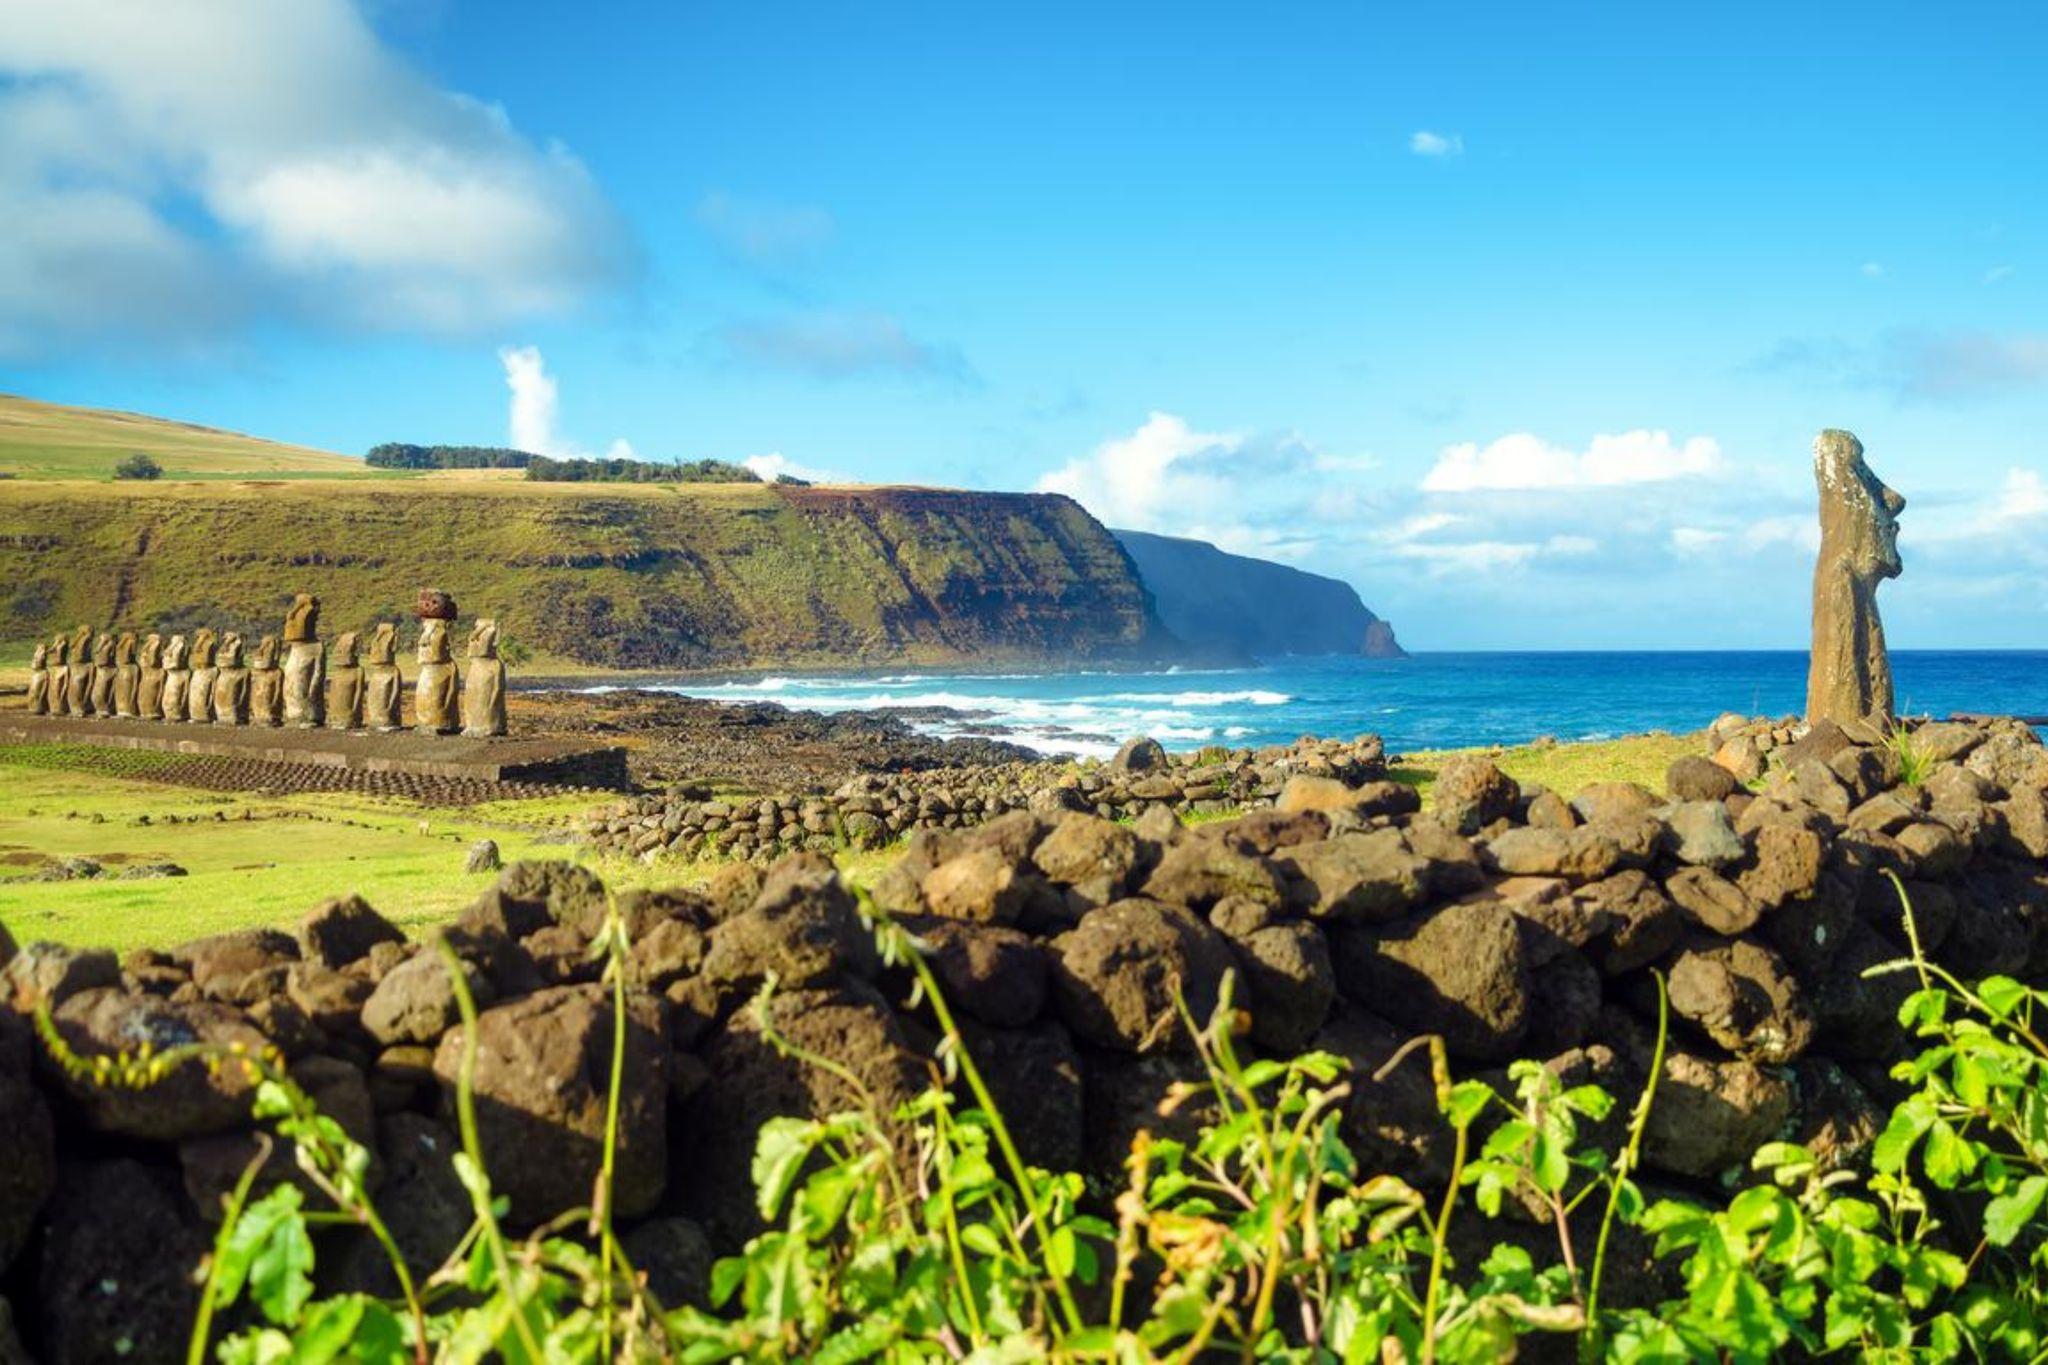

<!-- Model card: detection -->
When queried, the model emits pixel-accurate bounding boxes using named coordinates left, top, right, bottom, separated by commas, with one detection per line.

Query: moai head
left=1815, top=429, right=1905, bottom=585
left=49, top=631, right=69, bottom=665
left=30, top=642, right=46, bottom=670
left=93, top=633, right=116, bottom=666
left=366, top=622, right=397, bottom=666
left=284, top=594, right=321, bottom=644
left=71, top=624, right=93, bottom=660
left=164, top=634, right=189, bottom=669
left=190, top=628, right=218, bottom=667
left=416, top=618, right=450, bottom=665
left=140, top=634, right=163, bottom=668
left=467, top=619, right=499, bottom=659
left=332, top=631, right=360, bottom=667
left=116, top=633, right=137, bottom=665
left=251, top=634, right=279, bottom=669
left=217, top=632, right=244, bottom=668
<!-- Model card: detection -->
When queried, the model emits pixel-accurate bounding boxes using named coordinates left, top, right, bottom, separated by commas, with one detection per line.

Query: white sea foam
left=1103, top=689, right=1292, bottom=706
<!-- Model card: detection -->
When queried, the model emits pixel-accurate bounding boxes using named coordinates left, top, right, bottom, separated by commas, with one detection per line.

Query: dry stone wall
left=6, top=714, right=2048, bottom=1362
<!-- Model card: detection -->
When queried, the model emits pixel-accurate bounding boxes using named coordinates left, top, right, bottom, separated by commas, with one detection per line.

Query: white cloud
left=743, top=452, right=841, bottom=484
left=498, top=345, right=633, bottom=460
left=1421, top=430, right=1722, bottom=493
left=0, top=0, right=628, bottom=357
left=696, top=192, right=834, bottom=271
left=1409, top=130, right=1464, bottom=157
left=1670, top=527, right=1728, bottom=556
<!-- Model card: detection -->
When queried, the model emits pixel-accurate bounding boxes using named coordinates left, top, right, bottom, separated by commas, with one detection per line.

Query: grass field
left=0, top=731, right=1698, bottom=953
left=0, top=391, right=378, bottom=480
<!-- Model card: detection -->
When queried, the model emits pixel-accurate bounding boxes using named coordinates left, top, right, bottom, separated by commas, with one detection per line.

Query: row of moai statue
left=21, top=591, right=507, bottom=738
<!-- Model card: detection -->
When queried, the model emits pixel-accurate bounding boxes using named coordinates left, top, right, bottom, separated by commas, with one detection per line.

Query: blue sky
left=3, top=1, right=2045, bottom=649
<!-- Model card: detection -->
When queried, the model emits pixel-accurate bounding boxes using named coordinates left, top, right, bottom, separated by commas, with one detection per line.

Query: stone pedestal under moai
left=65, top=625, right=94, bottom=717
left=282, top=594, right=326, bottom=728
left=413, top=590, right=460, bottom=736
left=89, top=633, right=116, bottom=715
left=186, top=629, right=219, bottom=723
left=249, top=636, right=284, bottom=726
left=461, top=619, right=508, bottom=738
left=112, top=633, right=140, bottom=717
left=212, top=633, right=250, bottom=725
left=160, top=635, right=191, bottom=720
left=137, top=634, right=165, bottom=720
left=326, top=632, right=363, bottom=731
left=1806, top=429, right=1905, bottom=728
left=26, top=642, right=48, bottom=716
left=361, top=623, right=402, bottom=732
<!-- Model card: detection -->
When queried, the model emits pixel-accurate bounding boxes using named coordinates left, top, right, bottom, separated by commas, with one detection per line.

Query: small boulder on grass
left=464, top=838, right=502, bottom=874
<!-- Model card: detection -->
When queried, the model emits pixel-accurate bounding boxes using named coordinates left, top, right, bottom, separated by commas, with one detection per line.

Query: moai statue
left=413, top=618, right=460, bottom=736
left=326, top=632, right=363, bottom=731
left=45, top=633, right=70, bottom=717
left=186, top=628, right=219, bottom=724
left=1806, top=429, right=1905, bottom=728
left=112, top=633, right=140, bottom=717
left=89, top=633, right=117, bottom=715
left=362, top=623, right=403, bottom=732
left=26, top=641, right=49, bottom=716
left=66, top=625, right=95, bottom=716
left=137, top=634, right=166, bottom=720
left=249, top=635, right=285, bottom=727
left=160, top=635, right=191, bottom=720
left=281, top=594, right=325, bottom=728
left=212, top=632, right=250, bottom=725
left=460, top=619, right=508, bottom=738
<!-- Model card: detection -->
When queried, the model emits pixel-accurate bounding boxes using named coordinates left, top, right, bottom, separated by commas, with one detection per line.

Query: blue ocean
left=636, top=652, right=2048, bottom=759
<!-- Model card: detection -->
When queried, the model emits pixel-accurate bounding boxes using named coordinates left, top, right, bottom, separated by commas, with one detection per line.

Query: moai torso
left=66, top=625, right=94, bottom=716
left=212, top=633, right=250, bottom=724
left=326, top=632, right=363, bottom=730
left=460, top=620, right=508, bottom=738
left=160, top=635, right=191, bottom=720
left=137, top=634, right=166, bottom=720
left=413, top=618, right=459, bottom=735
left=26, top=643, right=49, bottom=716
left=186, top=629, right=219, bottom=723
left=89, top=634, right=117, bottom=715
left=112, top=633, right=140, bottom=717
left=361, top=623, right=402, bottom=731
left=281, top=594, right=325, bottom=727
left=249, top=635, right=284, bottom=726
left=1806, top=430, right=1905, bottom=728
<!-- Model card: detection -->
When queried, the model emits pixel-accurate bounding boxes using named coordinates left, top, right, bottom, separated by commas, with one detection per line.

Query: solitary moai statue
left=362, top=623, right=402, bottom=732
left=461, top=619, right=508, bottom=738
left=66, top=625, right=94, bottom=716
left=326, top=632, right=363, bottom=731
left=409, top=597, right=458, bottom=740
left=112, top=633, right=140, bottom=717
left=137, top=634, right=166, bottom=720
left=212, top=632, right=250, bottom=725
left=1806, top=429, right=1905, bottom=728
left=161, top=635, right=191, bottom=720
left=186, top=628, right=219, bottom=723
left=282, top=594, right=325, bottom=728
left=249, top=635, right=284, bottom=726
left=89, top=633, right=117, bottom=715
left=26, top=642, right=49, bottom=716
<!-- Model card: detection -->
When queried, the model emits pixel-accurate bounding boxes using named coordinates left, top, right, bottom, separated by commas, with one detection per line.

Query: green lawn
left=0, top=391, right=372, bottom=480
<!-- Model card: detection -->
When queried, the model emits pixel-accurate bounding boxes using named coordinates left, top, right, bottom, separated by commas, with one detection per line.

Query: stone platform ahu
left=12, top=588, right=622, bottom=790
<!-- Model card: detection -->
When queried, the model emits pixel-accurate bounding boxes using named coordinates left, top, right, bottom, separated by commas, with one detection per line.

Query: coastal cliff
left=0, top=481, right=1168, bottom=671
left=1113, top=528, right=1404, bottom=660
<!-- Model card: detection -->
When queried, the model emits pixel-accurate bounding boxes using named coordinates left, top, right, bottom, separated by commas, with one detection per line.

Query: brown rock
left=1665, top=936, right=1814, bottom=1064
left=47, top=989, right=267, bottom=1139
left=1806, top=429, right=1903, bottom=724
left=362, top=950, right=492, bottom=1045
left=1570, top=781, right=1661, bottom=826
left=1433, top=755, right=1520, bottom=834
left=1664, top=866, right=1762, bottom=936
left=299, top=894, right=405, bottom=969
left=1574, top=871, right=1684, bottom=974
left=1278, top=830, right=1432, bottom=921
left=922, top=848, right=1034, bottom=924
left=37, top=1161, right=209, bottom=1365
left=1667, top=754, right=1739, bottom=802
left=1331, top=899, right=1532, bottom=1062
left=1485, top=826, right=1623, bottom=882
left=1141, top=839, right=1286, bottom=911
left=1230, top=921, right=1336, bottom=1052
left=1050, top=899, right=1234, bottom=1051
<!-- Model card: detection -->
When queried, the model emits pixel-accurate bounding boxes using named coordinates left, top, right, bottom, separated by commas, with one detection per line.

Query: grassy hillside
left=0, top=477, right=1164, bottom=670
left=0, top=392, right=376, bottom=480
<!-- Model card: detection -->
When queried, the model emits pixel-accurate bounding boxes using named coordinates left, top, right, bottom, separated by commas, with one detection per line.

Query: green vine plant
left=32, top=874, right=2048, bottom=1361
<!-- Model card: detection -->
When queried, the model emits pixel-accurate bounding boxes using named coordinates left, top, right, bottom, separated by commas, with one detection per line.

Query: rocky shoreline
left=5, top=710, right=2048, bottom=1359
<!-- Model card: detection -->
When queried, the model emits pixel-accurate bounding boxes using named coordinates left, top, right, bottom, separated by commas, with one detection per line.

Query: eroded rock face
left=1050, top=899, right=1233, bottom=1052
left=1807, top=429, right=1904, bottom=726
left=1331, top=899, right=1532, bottom=1062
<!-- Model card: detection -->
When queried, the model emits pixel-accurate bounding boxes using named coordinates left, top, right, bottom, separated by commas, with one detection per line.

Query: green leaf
left=751, top=1116, right=822, bottom=1220
left=1984, top=1175, right=2048, bottom=1246
left=1978, top=975, right=2030, bottom=1018
left=215, top=1186, right=315, bottom=1327
left=1444, top=1080, right=1492, bottom=1129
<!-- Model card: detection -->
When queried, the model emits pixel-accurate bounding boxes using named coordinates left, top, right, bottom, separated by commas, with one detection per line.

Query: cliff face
left=0, top=481, right=1168, bottom=670
left=1112, top=529, right=1404, bottom=660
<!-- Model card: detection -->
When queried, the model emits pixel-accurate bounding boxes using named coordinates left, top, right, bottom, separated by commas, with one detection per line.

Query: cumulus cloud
left=696, top=192, right=834, bottom=272
left=0, top=0, right=630, bottom=358
left=719, top=310, right=975, bottom=383
left=1409, top=130, right=1464, bottom=157
left=742, top=452, right=842, bottom=484
left=1420, top=430, right=1721, bottom=493
left=498, top=345, right=633, bottom=460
